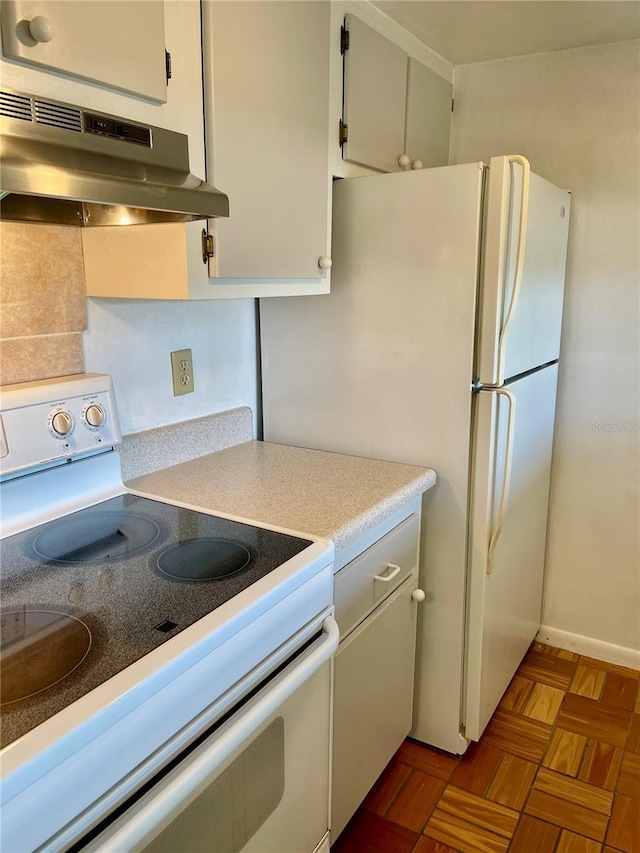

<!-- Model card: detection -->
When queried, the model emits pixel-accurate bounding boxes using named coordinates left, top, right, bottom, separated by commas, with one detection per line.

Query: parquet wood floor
left=332, top=642, right=640, bottom=853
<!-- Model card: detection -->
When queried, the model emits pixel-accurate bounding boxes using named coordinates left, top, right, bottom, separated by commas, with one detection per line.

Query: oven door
left=79, top=616, right=338, bottom=853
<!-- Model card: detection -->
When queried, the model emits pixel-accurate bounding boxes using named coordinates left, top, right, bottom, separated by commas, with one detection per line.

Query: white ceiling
left=372, top=1, right=640, bottom=64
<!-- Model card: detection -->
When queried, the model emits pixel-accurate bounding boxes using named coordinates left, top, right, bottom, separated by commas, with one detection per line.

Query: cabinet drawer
left=334, top=513, right=419, bottom=638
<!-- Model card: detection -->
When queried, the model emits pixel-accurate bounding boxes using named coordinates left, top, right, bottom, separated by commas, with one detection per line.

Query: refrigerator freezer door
left=477, top=157, right=571, bottom=385
left=465, top=363, right=559, bottom=741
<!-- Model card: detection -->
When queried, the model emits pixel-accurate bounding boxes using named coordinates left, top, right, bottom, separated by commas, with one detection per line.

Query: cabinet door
left=0, top=1, right=167, bottom=103
left=341, top=14, right=407, bottom=173
left=404, top=58, right=452, bottom=169
left=204, top=1, right=331, bottom=281
left=332, top=575, right=418, bottom=842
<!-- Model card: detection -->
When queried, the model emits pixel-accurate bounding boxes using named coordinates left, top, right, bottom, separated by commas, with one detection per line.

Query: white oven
left=0, top=374, right=336, bottom=853
left=79, top=628, right=334, bottom=853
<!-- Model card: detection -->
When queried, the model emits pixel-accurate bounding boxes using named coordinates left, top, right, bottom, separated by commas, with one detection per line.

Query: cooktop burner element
left=34, top=512, right=160, bottom=563
left=0, top=609, right=92, bottom=706
left=157, top=539, right=251, bottom=581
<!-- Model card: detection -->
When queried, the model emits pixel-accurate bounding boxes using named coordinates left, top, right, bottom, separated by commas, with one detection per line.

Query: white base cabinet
left=331, top=512, right=421, bottom=842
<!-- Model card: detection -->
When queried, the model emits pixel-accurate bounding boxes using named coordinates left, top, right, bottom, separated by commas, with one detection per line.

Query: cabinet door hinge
left=202, top=229, right=215, bottom=264
left=339, top=119, right=348, bottom=147
left=165, top=50, right=172, bottom=83
left=340, top=24, right=350, bottom=54
left=451, top=98, right=455, bottom=112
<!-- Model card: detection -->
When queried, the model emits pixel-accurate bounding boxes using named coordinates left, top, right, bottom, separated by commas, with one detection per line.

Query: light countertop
left=125, top=440, right=436, bottom=551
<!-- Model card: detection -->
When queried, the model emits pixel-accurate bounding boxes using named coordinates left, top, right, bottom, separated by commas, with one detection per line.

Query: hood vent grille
left=0, top=91, right=32, bottom=122
left=34, top=99, right=82, bottom=133
left=0, top=92, right=82, bottom=133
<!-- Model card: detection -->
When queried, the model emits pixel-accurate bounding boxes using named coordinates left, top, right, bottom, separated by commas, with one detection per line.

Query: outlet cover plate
left=170, top=349, right=195, bottom=396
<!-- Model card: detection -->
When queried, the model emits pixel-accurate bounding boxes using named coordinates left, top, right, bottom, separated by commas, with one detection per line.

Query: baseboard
left=536, top=625, right=640, bottom=671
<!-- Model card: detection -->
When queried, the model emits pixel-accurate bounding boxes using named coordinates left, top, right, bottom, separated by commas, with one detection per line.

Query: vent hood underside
left=0, top=89, right=229, bottom=226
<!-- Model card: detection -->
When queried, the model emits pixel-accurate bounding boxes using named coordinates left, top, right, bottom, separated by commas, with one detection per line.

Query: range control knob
left=51, top=411, right=73, bottom=436
left=85, top=404, right=105, bottom=428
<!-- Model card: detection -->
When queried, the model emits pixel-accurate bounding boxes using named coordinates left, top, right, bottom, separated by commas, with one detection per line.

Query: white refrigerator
left=259, top=156, right=571, bottom=754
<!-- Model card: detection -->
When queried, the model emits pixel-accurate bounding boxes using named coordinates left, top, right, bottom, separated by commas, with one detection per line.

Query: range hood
left=0, top=88, right=229, bottom=226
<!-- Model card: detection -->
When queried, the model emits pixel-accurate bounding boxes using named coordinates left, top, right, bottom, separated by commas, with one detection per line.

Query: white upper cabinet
left=85, top=1, right=333, bottom=301
left=404, top=58, right=452, bottom=170
left=202, top=0, right=332, bottom=293
left=1, top=0, right=168, bottom=103
left=340, top=15, right=452, bottom=173
left=341, top=15, right=407, bottom=173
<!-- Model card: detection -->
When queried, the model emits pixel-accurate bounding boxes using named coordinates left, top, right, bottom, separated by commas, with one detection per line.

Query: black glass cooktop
left=0, top=494, right=312, bottom=748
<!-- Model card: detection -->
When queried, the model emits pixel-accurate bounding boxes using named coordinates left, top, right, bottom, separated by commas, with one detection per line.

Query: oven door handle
left=86, top=615, right=339, bottom=852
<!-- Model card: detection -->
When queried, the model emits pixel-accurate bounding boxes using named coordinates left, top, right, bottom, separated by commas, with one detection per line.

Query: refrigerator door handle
left=487, top=387, right=517, bottom=574
left=497, top=155, right=531, bottom=383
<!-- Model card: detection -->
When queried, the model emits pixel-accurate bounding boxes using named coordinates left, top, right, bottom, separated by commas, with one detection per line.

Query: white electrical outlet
left=170, top=349, right=195, bottom=396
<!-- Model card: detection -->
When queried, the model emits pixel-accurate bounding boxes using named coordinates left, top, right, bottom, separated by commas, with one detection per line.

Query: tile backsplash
left=0, top=222, right=87, bottom=385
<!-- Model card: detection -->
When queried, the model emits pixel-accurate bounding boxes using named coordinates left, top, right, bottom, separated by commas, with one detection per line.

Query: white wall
left=450, top=40, right=640, bottom=660
left=83, top=298, right=257, bottom=436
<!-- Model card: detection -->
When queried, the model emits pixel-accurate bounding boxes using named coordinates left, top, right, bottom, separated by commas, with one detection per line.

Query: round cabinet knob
left=411, top=160, right=423, bottom=170
left=318, top=256, right=332, bottom=270
left=398, top=154, right=411, bottom=169
left=29, top=16, right=54, bottom=43
left=85, top=404, right=105, bottom=428
left=52, top=411, right=73, bottom=436
left=411, top=588, right=426, bottom=603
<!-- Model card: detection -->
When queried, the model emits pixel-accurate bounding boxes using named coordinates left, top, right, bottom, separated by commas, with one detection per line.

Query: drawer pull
left=374, top=563, right=401, bottom=583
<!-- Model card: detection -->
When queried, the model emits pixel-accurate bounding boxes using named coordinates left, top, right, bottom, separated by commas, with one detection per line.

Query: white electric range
left=0, top=374, right=336, bottom=853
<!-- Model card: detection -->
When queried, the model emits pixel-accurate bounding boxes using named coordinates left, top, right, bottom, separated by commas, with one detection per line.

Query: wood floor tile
left=557, top=693, right=632, bottom=748
left=556, top=829, right=603, bottom=853
left=605, top=794, right=640, bottom=852
left=601, top=673, right=638, bottom=712
left=534, top=767, right=614, bottom=815
left=508, top=815, right=561, bottom=852
left=523, top=682, right=565, bottom=724
left=498, top=676, right=535, bottom=714
left=412, top=837, right=461, bottom=853
left=431, top=787, right=519, bottom=838
left=332, top=810, right=418, bottom=853
left=569, top=665, right=606, bottom=700
left=578, top=656, right=640, bottom=681
left=485, top=754, right=537, bottom=810
left=423, top=811, right=509, bottom=853
left=481, top=709, right=552, bottom=762
left=578, top=739, right=623, bottom=790
left=363, top=761, right=413, bottom=816
left=519, top=649, right=577, bottom=690
left=543, top=729, right=587, bottom=777
left=628, top=714, right=640, bottom=753
left=449, top=742, right=502, bottom=796
left=385, top=770, right=445, bottom=831
left=525, top=789, right=609, bottom=841
left=395, top=741, right=459, bottom=782
left=617, top=751, right=640, bottom=799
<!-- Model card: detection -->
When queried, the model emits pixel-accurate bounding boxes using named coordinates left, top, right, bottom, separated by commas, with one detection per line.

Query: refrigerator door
left=465, top=363, right=559, bottom=741
left=477, top=157, right=571, bottom=386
